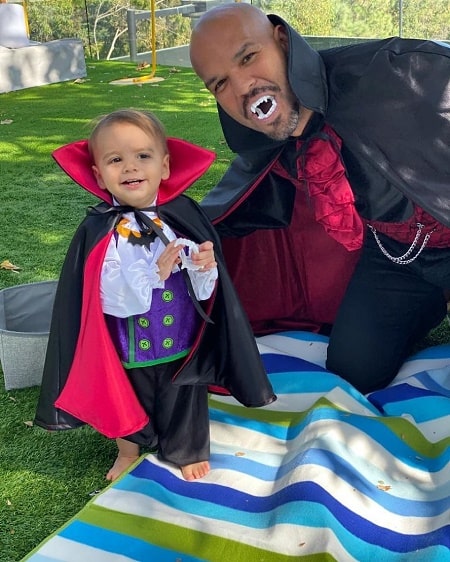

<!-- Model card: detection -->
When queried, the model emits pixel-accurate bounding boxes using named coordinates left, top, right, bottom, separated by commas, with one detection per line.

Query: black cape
left=202, top=15, right=450, bottom=231
left=35, top=141, right=275, bottom=438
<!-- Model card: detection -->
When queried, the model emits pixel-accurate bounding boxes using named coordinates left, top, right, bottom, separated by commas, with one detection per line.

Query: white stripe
left=210, top=417, right=450, bottom=500
left=257, top=334, right=328, bottom=366
left=394, top=357, right=450, bottom=381
left=414, top=414, right=450, bottom=440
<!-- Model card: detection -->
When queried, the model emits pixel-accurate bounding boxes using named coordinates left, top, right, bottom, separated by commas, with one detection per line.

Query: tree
left=400, top=0, right=450, bottom=39
left=332, top=0, right=396, bottom=38
left=255, top=0, right=334, bottom=36
left=27, top=0, right=85, bottom=43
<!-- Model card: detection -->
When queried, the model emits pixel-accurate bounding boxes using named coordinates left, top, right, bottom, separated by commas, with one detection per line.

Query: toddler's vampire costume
left=34, top=138, right=275, bottom=466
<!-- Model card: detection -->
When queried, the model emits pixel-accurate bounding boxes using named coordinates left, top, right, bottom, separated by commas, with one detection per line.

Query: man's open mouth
left=250, top=95, right=277, bottom=120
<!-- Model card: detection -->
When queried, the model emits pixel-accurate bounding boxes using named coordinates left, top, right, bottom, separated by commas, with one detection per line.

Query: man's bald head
left=190, top=3, right=273, bottom=75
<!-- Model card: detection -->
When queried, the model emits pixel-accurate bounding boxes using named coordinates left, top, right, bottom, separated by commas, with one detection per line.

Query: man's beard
left=265, top=102, right=300, bottom=141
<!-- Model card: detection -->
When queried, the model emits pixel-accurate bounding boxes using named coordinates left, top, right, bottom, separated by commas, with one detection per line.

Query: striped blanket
left=25, top=331, right=450, bottom=561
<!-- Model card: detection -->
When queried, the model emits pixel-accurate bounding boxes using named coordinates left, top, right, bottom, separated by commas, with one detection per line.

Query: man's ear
left=274, top=24, right=289, bottom=54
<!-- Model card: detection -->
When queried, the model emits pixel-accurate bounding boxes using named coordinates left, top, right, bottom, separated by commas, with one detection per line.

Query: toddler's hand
left=156, top=240, right=183, bottom=281
left=192, top=241, right=217, bottom=271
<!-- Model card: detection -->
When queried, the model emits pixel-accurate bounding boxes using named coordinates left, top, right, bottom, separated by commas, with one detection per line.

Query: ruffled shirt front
left=100, top=207, right=218, bottom=319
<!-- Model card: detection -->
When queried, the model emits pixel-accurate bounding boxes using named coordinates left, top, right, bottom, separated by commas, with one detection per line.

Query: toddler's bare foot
left=106, top=454, right=139, bottom=481
left=181, top=460, right=210, bottom=481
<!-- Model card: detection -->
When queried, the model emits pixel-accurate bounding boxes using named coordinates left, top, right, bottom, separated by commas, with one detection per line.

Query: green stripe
left=209, top=396, right=450, bottom=457
left=127, top=316, right=135, bottom=364
left=123, top=348, right=189, bottom=368
left=78, top=504, right=336, bottom=562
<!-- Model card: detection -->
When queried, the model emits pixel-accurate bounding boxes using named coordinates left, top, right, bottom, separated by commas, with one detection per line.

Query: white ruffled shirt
left=100, top=207, right=218, bottom=318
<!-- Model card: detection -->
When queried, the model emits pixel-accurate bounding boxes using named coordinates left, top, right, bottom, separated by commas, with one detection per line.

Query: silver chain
left=367, top=223, right=435, bottom=265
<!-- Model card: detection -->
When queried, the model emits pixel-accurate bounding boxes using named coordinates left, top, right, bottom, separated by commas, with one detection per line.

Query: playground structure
left=110, top=0, right=170, bottom=85
left=0, top=0, right=235, bottom=91
left=110, top=0, right=233, bottom=85
left=0, top=0, right=86, bottom=93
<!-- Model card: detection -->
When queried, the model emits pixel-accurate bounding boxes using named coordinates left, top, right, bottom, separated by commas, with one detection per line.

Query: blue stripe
left=262, top=353, right=326, bottom=373
left=128, top=453, right=450, bottom=515
left=371, top=383, right=446, bottom=403
left=211, top=450, right=450, bottom=508
left=369, top=383, right=450, bottom=420
left=266, top=370, right=381, bottom=412
left=209, top=405, right=450, bottom=471
left=407, top=344, right=450, bottom=360
left=414, top=369, right=450, bottom=397
left=59, top=520, right=204, bottom=561
left=374, top=396, right=450, bottom=423
left=117, top=469, right=450, bottom=555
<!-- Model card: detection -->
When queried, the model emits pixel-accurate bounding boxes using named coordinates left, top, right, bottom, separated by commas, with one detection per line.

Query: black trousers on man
left=327, top=233, right=450, bottom=394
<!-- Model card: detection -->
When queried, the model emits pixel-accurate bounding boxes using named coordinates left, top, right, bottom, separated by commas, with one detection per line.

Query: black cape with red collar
left=201, top=15, right=450, bottom=334
left=34, top=138, right=275, bottom=439
left=204, top=15, right=450, bottom=228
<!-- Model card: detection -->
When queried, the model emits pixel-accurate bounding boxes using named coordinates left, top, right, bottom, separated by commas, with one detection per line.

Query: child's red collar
left=52, top=138, right=216, bottom=204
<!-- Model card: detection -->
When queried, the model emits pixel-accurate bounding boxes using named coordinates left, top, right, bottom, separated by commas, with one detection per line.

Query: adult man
left=189, top=3, right=450, bottom=393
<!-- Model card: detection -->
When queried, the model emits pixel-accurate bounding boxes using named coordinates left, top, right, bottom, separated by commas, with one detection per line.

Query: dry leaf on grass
left=0, top=259, right=21, bottom=272
left=1, top=119, right=13, bottom=125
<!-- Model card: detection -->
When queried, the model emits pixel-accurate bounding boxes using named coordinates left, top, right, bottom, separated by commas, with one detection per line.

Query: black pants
left=122, top=360, right=210, bottom=467
left=326, top=233, right=450, bottom=394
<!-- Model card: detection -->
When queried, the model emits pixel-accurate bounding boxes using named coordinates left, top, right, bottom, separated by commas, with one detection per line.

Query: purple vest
left=105, top=271, right=200, bottom=368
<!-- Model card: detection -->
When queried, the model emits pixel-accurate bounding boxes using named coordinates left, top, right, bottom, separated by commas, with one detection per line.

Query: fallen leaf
left=1, top=259, right=21, bottom=272
left=377, top=480, right=392, bottom=491
left=6, top=499, right=12, bottom=506
left=1, top=119, right=13, bottom=125
left=235, top=451, right=245, bottom=457
left=24, top=420, right=34, bottom=427
left=73, top=78, right=86, bottom=84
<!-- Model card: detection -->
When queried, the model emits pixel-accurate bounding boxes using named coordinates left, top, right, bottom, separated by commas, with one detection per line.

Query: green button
left=138, top=317, right=150, bottom=328
left=139, top=339, right=151, bottom=351
left=162, top=290, right=174, bottom=302
left=162, top=338, right=174, bottom=349
left=163, top=315, right=174, bottom=326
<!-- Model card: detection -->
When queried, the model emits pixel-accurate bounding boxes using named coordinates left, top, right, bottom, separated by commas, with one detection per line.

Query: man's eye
left=214, top=79, right=226, bottom=93
left=242, top=52, right=255, bottom=64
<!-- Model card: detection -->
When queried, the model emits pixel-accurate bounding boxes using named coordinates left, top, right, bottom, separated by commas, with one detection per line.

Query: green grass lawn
left=1, top=60, right=449, bottom=561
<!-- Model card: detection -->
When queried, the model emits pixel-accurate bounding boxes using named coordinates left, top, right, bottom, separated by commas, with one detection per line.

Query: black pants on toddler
left=122, top=359, right=210, bottom=467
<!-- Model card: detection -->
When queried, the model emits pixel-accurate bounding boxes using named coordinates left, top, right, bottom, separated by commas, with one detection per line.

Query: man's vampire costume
left=34, top=138, right=276, bottom=440
left=201, top=15, right=450, bottom=340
